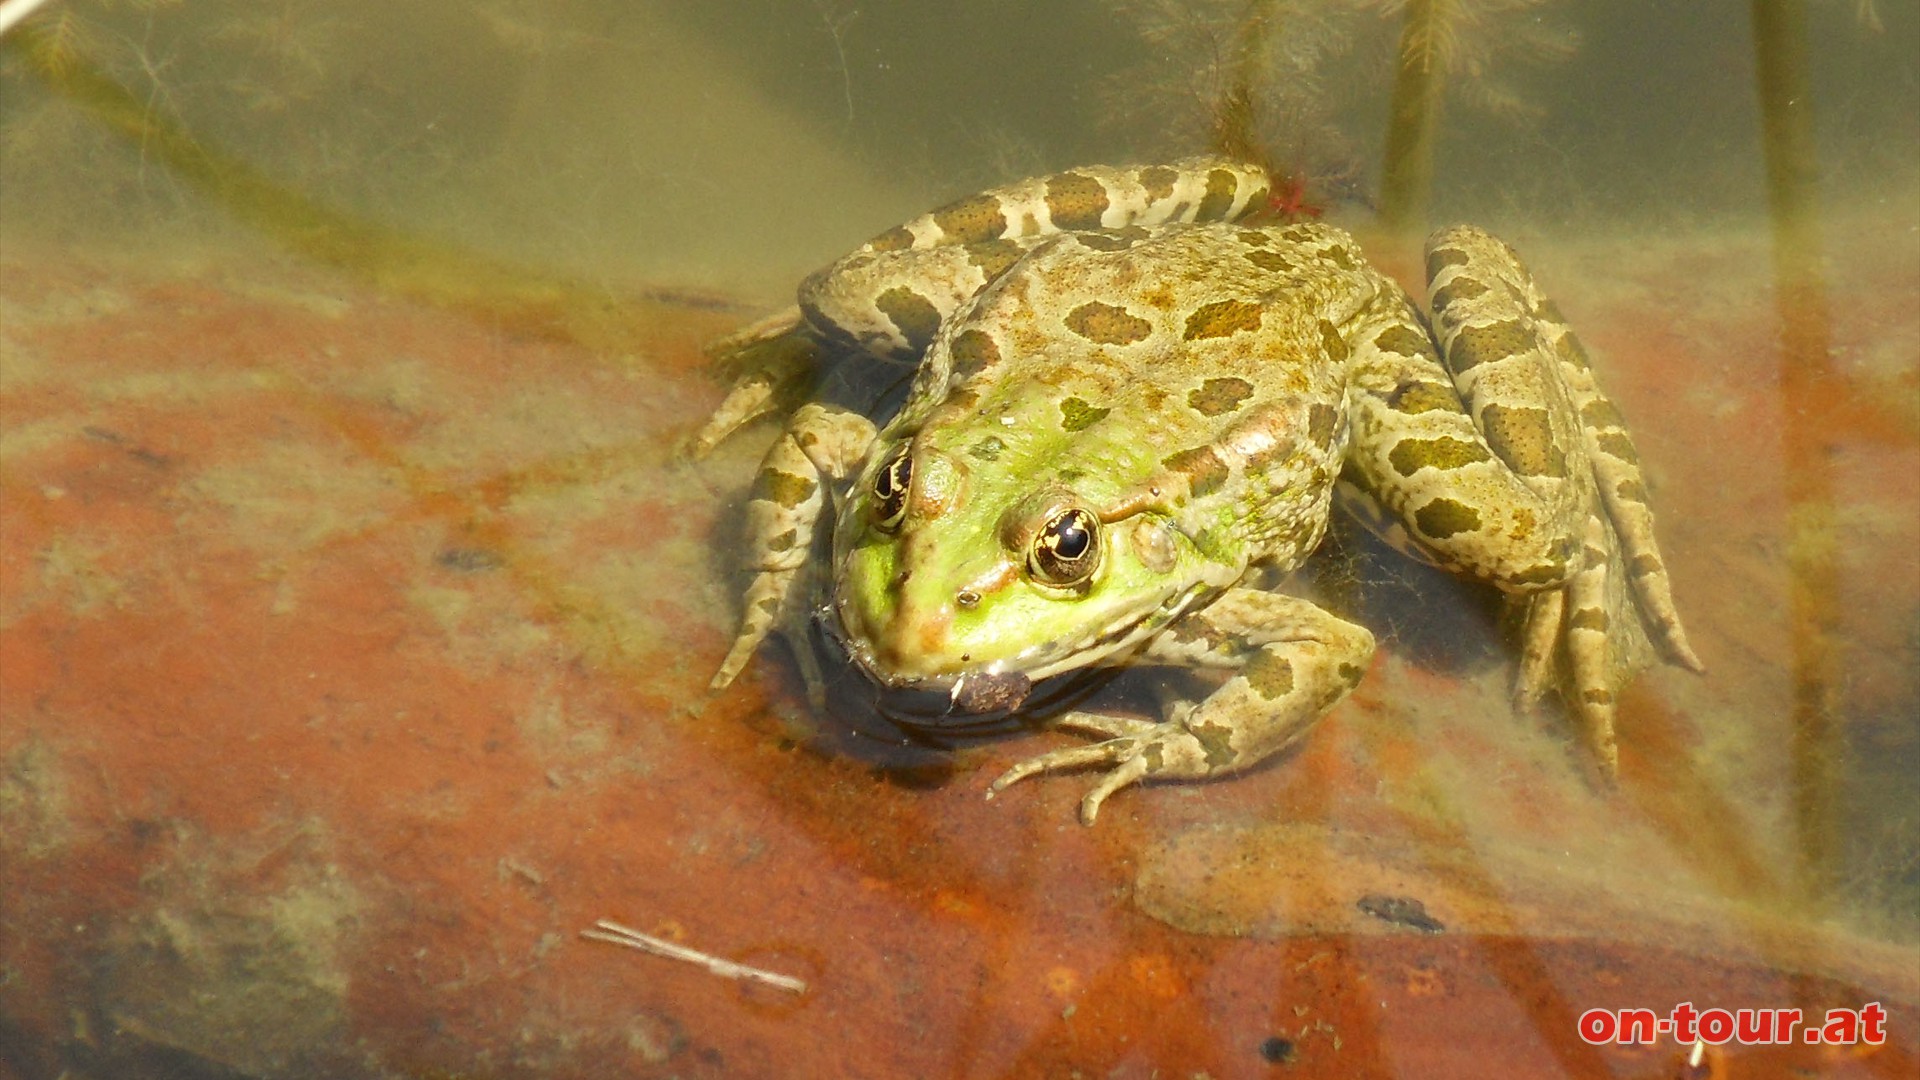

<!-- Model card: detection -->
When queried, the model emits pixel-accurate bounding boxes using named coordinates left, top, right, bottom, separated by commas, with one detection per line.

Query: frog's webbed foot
left=989, top=589, right=1375, bottom=824
left=1510, top=515, right=1636, bottom=775
left=988, top=712, right=1193, bottom=825
left=1534, top=286, right=1705, bottom=680
left=682, top=306, right=820, bottom=461
left=710, top=402, right=875, bottom=691
left=1511, top=502, right=1705, bottom=778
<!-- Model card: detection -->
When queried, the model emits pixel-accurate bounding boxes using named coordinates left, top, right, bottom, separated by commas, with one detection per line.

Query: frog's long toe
left=988, top=741, right=1118, bottom=793
left=1512, top=589, right=1564, bottom=710
left=1074, top=756, right=1154, bottom=824
left=711, top=574, right=785, bottom=690
left=988, top=742, right=1153, bottom=825
left=1053, top=713, right=1161, bottom=741
left=989, top=714, right=1214, bottom=824
left=1562, top=516, right=1621, bottom=774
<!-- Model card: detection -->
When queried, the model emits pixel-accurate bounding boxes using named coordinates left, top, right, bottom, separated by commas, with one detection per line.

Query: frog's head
left=831, top=435, right=1243, bottom=715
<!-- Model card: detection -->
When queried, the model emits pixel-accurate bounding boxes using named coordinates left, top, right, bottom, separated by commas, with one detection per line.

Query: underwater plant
left=1102, top=0, right=1575, bottom=230
left=1374, top=0, right=1576, bottom=232
left=1101, top=0, right=1376, bottom=203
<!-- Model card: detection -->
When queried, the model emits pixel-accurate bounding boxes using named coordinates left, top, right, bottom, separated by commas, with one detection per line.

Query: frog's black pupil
left=1030, top=508, right=1099, bottom=585
left=1052, top=515, right=1090, bottom=559
left=880, top=456, right=909, bottom=498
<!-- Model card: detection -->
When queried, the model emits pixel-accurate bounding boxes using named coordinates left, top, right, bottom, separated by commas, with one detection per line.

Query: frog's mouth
left=817, top=604, right=1036, bottom=725
left=817, top=586, right=1206, bottom=731
left=839, top=653, right=1121, bottom=736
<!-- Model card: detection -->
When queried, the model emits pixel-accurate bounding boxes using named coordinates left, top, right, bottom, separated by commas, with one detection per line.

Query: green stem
left=1379, top=0, right=1441, bottom=236
left=1750, top=0, right=1839, bottom=907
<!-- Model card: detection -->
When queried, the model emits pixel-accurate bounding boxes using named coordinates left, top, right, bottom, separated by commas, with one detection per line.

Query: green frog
left=695, top=157, right=1702, bottom=824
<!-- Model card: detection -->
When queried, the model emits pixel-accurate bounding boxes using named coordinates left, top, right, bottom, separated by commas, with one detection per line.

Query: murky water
left=2, top=2, right=1916, bottom=1077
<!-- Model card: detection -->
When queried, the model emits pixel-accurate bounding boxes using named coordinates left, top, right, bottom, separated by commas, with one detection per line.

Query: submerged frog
left=697, top=157, right=1701, bottom=823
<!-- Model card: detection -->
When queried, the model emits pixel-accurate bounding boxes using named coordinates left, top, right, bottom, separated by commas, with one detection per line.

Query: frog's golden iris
left=1028, top=508, right=1099, bottom=587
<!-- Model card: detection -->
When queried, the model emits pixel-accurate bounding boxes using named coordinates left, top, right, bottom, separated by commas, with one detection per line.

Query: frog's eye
left=1029, top=508, right=1100, bottom=587
left=871, top=448, right=912, bottom=530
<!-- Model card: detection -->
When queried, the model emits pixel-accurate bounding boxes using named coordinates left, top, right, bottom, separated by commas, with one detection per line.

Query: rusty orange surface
left=2, top=229, right=1916, bottom=1079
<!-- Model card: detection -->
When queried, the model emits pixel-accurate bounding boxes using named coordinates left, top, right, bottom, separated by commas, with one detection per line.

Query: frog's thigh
left=991, top=590, right=1373, bottom=824
left=1342, top=303, right=1582, bottom=589
left=798, top=239, right=1046, bottom=360
left=712, top=403, right=876, bottom=690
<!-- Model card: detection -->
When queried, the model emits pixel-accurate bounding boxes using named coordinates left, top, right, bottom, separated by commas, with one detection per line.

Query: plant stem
left=1212, top=0, right=1281, bottom=173
left=1750, top=0, right=1839, bottom=908
left=1379, top=0, right=1441, bottom=236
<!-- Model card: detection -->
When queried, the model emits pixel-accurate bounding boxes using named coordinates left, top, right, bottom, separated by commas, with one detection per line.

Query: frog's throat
left=833, top=582, right=1214, bottom=711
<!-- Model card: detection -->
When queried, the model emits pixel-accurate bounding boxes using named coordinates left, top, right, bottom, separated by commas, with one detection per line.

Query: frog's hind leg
left=685, top=307, right=822, bottom=459
left=871, top=156, right=1273, bottom=255
left=1339, top=226, right=1699, bottom=777
left=1337, top=296, right=1585, bottom=591
left=794, top=157, right=1276, bottom=365
left=1428, top=226, right=1702, bottom=671
left=1530, top=290, right=1704, bottom=674
left=1422, top=225, right=1700, bottom=773
left=711, top=403, right=875, bottom=690
left=699, top=158, right=1277, bottom=456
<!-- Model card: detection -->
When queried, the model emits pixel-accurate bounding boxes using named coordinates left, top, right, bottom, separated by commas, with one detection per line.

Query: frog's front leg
left=988, top=590, right=1375, bottom=824
left=711, top=403, right=876, bottom=690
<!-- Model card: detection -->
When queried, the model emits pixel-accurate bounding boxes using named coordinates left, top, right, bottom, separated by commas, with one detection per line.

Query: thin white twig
left=0, top=0, right=58, bottom=39
left=813, top=0, right=857, bottom=125
left=582, top=919, right=807, bottom=994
